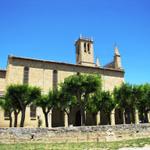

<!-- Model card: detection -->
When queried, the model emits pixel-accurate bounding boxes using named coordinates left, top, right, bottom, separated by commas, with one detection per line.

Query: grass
left=0, top=138, right=150, bottom=150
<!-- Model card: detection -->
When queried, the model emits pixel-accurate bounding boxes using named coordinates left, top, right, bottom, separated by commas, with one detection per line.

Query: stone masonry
left=0, top=124, right=150, bottom=143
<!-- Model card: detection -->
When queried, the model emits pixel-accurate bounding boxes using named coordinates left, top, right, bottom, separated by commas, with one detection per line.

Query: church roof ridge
left=8, top=55, right=124, bottom=73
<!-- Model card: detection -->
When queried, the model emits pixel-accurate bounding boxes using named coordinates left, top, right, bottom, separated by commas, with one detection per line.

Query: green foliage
left=0, top=95, right=16, bottom=127
left=1, top=74, right=150, bottom=127
left=0, top=138, right=150, bottom=150
left=113, top=83, right=150, bottom=111
left=5, top=84, right=41, bottom=127
left=113, top=83, right=150, bottom=123
left=113, top=83, right=133, bottom=109
left=36, top=90, right=59, bottom=114
left=100, top=91, right=116, bottom=114
left=58, top=89, right=77, bottom=114
left=87, top=90, right=116, bottom=115
left=61, top=74, right=102, bottom=106
left=35, top=89, right=60, bottom=127
left=131, top=84, right=143, bottom=109
left=6, top=84, right=41, bottom=108
left=136, top=84, right=150, bottom=114
left=0, top=96, right=13, bottom=113
left=60, top=74, right=102, bottom=125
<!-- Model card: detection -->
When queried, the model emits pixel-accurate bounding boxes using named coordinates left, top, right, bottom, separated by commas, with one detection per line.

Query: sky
left=0, top=0, right=150, bottom=84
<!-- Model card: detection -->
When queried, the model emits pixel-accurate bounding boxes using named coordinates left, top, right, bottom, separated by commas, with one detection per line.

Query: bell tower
left=75, top=36, right=95, bottom=67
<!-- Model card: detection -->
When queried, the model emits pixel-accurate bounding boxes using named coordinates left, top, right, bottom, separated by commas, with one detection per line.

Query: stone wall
left=0, top=124, right=150, bottom=144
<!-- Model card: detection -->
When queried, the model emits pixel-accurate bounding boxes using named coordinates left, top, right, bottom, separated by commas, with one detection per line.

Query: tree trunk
left=44, top=112, right=49, bottom=127
left=80, top=107, right=85, bottom=126
left=96, top=111, right=101, bottom=125
left=20, top=108, right=26, bottom=127
left=134, top=108, right=139, bottom=124
left=110, top=109, right=115, bottom=126
left=122, top=109, right=126, bottom=124
left=48, top=109, right=52, bottom=128
left=9, top=112, right=12, bottom=127
left=147, top=111, right=150, bottom=123
left=64, top=112, right=69, bottom=127
left=14, top=110, right=19, bottom=127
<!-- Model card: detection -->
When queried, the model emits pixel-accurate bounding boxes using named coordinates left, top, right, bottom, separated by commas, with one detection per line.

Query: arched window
left=87, top=43, right=90, bottom=54
left=84, top=43, right=86, bottom=52
left=23, top=66, right=29, bottom=84
left=53, top=70, right=58, bottom=90
left=77, top=45, right=80, bottom=55
left=76, top=45, right=80, bottom=62
left=30, top=104, right=36, bottom=119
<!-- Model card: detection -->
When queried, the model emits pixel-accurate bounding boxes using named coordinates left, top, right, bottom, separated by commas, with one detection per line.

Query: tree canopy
left=35, top=90, right=59, bottom=127
left=6, top=84, right=41, bottom=127
left=0, top=74, right=150, bottom=127
left=60, top=74, right=102, bottom=125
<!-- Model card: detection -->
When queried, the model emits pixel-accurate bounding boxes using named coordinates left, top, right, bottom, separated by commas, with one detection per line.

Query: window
left=87, top=43, right=90, bottom=54
left=76, top=45, right=80, bottom=62
left=30, top=104, right=36, bottom=119
left=84, top=43, right=86, bottom=52
left=53, top=70, right=58, bottom=90
left=4, top=110, right=10, bottom=120
left=77, top=45, right=80, bottom=55
left=23, top=66, right=29, bottom=84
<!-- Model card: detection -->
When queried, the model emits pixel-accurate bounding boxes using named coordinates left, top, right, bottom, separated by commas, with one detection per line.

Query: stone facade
left=0, top=37, right=124, bottom=127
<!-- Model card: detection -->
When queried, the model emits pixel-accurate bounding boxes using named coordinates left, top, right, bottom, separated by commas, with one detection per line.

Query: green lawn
left=0, top=138, right=150, bottom=150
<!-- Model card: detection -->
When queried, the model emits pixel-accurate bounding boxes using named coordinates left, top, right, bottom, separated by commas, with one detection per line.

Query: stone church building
left=0, top=37, right=124, bottom=127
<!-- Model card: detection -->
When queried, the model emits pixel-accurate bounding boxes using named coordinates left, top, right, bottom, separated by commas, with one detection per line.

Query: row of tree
left=114, top=83, right=150, bottom=124
left=0, top=74, right=150, bottom=127
left=0, top=85, right=41, bottom=127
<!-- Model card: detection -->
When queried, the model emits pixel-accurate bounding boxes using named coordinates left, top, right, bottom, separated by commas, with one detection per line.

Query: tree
left=88, top=90, right=116, bottom=125
left=138, top=84, right=150, bottom=123
left=0, top=87, right=23, bottom=127
left=58, top=87, right=77, bottom=127
left=6, top=84, right=41, bottom=127
left=131, top=84, right=143, bottom=124
left=100, top=91, right=116, bottom=124
left=113, top=83, right=133, bottom=124
left=145, top=84, right=150, bottom=112
left=0, top=96, right=13, bottom=127
left=145, top=84, right=150, bottom=122
left=61, top=74, right=102, bottom=126
left=36, top=90, right=59, bottom=127
left=86, top=90, right=102, bottom=115
left=5, top=90, right=21, bottom=127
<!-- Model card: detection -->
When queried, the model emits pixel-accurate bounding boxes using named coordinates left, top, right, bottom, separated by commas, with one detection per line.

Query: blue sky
left=0, top=0, right=150, bottom=84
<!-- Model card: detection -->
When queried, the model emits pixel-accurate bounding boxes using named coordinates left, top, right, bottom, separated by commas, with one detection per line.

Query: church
left=0, top=36, right=124, bottom=127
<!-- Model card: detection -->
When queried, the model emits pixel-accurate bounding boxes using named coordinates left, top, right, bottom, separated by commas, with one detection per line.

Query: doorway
left=75, top=111, right=81, bottom=126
